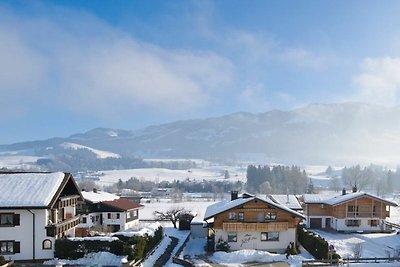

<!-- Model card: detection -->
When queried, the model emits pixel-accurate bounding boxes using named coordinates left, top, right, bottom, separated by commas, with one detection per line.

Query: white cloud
left=354, top=57, right=400, bottom=106
left=0, top=6, right=233, bottom=118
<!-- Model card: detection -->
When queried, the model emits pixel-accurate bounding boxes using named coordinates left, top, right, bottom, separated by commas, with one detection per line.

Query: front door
left=326, top=218, right=331, bottom=229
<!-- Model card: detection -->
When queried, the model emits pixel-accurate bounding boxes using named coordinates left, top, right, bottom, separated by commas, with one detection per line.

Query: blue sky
left=1, top=1, right=400, bottom=143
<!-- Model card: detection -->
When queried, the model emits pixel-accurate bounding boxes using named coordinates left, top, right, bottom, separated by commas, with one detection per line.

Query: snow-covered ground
left=139, top=199, right=215, bottom=222
left=61, top=142, right=120, bottom=159
left=312, top=230, right=400, bottom=258
left=44, top=252, right=128, bottom=266
left=96, top=165, right=247, bottom=185
left=0, top=155, right=42, bottom=169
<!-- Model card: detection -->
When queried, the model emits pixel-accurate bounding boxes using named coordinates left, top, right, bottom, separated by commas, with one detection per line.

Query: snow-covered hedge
left=297, top=225, right=340, bottom=260
left=54, top=238, right=129, bottom=260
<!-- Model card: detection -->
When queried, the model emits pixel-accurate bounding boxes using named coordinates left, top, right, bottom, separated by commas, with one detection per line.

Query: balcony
left=346, top=212, right=389, bottom=218
left=57, top=195, right=80, bottom=209
left=222, top=221, right=288, bottom=232
left=46, top=216, right=80, bottom=237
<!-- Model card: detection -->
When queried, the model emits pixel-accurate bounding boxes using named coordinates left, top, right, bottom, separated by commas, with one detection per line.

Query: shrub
left=216, top=238, right=230, bottom=252
left=0, top=255, right=6, bottom=265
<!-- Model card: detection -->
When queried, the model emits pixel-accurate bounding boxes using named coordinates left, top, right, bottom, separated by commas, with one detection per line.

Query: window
left=0, top=241, right=19, bottom=254
left=238, top=212, right=244, bottom=222
left=228, top=212, right=237, bottom=221
left=370, top=219, right=379, bottom=227
left=346, top=219, right=360, bottom=227
left=261, top=232, right=279, bottom=241
left=127, top=212, right=131, bottom=219
left=265, top=211, right=277, bottom=221
left=82, top=217, right=87, bottom=224
left=42, top=239, right=52, bottom=250
left=0, top=213, right=19, bottom=226
left=107, top=213, right=111, bottom=219
left=227, top=232, right=237, bottom=242
left=373, top=206, right=377, bottom=216
left=116, top=213, right=120, bottom=219
left=133, top=210, right=138, bottom=217
left=347, top=205, right=359, bottom=216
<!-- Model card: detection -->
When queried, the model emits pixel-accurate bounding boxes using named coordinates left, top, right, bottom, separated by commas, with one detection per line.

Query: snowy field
left=95, top=165, right=247, bottom=186
left=0, top=155, right=42, bottom=169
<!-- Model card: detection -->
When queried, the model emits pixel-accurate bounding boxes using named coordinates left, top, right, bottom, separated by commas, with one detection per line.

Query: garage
left=310, top=218, right=322, bottom=229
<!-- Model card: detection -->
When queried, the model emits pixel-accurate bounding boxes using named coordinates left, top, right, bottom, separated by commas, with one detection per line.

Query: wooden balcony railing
left=222, top=221, right=288, bottom=232
left=57, top=195, right=80, bottom=209
left=46, top=216, right=80, bottom=237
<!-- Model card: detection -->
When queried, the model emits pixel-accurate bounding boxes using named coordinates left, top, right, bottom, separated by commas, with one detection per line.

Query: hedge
left=55, top=226, right=163, bottom=262
left=297, top=225, right=340, bottom=260
left=153, top=236, right=179, bottom=267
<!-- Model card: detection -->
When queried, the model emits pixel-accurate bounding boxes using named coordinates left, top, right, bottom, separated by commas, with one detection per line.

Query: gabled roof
left=101, top=198, right=143, bottom=212
left=325, top=192, right=398, bottom=206
left=303, top=192, right=398, bottom=207
left=204, top=195, right=305, bottom=221
left=269, top=194, right=303, bottom=210
left=0, top=172, right=75, bottom=208
left=82, top=190, right=120, bottom=204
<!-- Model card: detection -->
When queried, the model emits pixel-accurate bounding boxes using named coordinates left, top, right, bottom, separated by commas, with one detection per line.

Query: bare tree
left=153, top=208, right=190, bottom=229
left=78, top=179, right=97, bottom=191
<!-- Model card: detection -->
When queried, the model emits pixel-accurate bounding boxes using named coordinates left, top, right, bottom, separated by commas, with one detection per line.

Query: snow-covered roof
left=304, top=192, right=398, bottom=206
left=269, top=194, right=303, bottom=210
left=82, top=190, right=120, bottom=203
left=325, top=192, right=398, bottom=206
left=303, top=194, right=332, bottom=204
left=204, top=195, right=305, bottom=220
left=0, top=172, right=66, bottom=208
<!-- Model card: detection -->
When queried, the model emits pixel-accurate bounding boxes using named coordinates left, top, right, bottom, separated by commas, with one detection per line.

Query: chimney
left=93, top=188, right=98, bottom=193
left=231, top=190, right=238, bottom=201
left=342, top=188, right=346, bottom=195
left=352, top=186, right=357, bottom=193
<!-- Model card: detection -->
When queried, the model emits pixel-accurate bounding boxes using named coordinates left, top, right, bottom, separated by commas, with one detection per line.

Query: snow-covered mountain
left=1, top=102, right=400, bottom=166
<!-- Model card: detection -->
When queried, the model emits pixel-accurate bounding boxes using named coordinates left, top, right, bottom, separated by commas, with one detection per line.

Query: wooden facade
left=213, top=199, right=302, bottom=229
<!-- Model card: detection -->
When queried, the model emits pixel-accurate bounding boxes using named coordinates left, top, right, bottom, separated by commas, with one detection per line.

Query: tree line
left=246, top=165, right=308, bottom=194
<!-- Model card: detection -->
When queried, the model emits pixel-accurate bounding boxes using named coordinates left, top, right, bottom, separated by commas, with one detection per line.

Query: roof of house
left=303, top=192, right=398, bottom=206
left=0, top=172, right=67, bottom=208
left=325, top=192, right=398, bottom=206
left=303, top=194, right=332, bottom=204
left=268, top=194, right=303, bottom=210
left=82, top=190, right=120, bottom=204
left=101, top=198, right=143, bottom=212
left=204, top=195, right=305, bottom=221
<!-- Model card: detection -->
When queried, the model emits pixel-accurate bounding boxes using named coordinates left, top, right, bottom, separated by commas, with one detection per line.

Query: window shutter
left=13, top=214, right=20, bottom=226
left=14, top=241, right=20, bottom=253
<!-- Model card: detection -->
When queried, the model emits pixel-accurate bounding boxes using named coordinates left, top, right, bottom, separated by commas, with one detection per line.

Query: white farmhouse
left=77, top=189, right=143, bottom=234
left=0, top=172, right=82, bottom=261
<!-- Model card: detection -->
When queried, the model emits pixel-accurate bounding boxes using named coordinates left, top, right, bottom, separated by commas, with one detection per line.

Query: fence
left=302, top=257, right=400, bottom=266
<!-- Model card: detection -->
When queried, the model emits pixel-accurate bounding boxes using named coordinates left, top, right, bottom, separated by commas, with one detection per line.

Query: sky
left=2, top=0, right=400, bottom=144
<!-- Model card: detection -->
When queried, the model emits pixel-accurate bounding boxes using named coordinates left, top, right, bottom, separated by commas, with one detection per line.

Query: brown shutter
left=13, top=214, right=20, bottom=226
left=13, top=241, right=20, bottom=253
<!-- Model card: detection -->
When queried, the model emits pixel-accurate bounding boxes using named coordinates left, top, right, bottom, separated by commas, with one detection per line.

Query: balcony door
left=257, top=212, right=263, bottom=222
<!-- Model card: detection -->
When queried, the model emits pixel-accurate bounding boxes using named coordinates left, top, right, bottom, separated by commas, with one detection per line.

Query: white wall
left=335, top=218, right=385, bottom=232
left=102, top=212, right=125, bottom=230
left=214, top=228, right=296, bottom=253
left=0, top=209, right=55, bottom=261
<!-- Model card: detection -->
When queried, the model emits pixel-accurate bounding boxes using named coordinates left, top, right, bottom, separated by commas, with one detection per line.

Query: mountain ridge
left=1, top=102, right=400, bottom=167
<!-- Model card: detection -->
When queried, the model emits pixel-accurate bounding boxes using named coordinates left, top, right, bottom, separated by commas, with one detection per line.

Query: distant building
left=0, top=172, right=82, bottom=261
left=303, top=190, right=398, bottom=232
left=204, top=192, right=305, bottom=253
left=77, top=189, right=143, bottom=234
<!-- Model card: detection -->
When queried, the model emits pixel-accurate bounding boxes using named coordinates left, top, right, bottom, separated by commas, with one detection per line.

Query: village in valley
left=2, top=1, right=400, bottom=267
left=1, top=162, right=400, bottom=267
